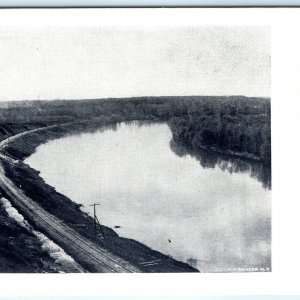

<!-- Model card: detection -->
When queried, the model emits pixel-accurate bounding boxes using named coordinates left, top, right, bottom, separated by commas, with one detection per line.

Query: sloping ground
left=0, top=202, right=56, bottom=272
left=0, top=162, right=141, bottom=273
left=0, top=197, right=85, bottom=273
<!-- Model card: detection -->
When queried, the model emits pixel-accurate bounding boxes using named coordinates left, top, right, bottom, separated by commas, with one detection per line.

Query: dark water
left=25, top=121, right=271, bottom=272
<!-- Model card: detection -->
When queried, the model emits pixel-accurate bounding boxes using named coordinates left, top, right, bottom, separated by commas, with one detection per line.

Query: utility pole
left=89, top=203, right=106, bottom=243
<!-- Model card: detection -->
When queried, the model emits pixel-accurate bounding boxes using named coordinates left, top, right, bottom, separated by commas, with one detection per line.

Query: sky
left=0, top=26, right=270, bottom=101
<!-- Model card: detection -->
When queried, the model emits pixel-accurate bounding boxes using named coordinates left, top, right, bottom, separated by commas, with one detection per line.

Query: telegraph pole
left=89, top=203, right=106, bottom=242
left=89, top=203, right=100, bottom=235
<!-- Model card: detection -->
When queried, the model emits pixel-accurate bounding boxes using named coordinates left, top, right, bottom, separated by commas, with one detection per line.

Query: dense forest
left=167, top=97, right=271, bottom=165
left=0, top=96, right=271, bottom=165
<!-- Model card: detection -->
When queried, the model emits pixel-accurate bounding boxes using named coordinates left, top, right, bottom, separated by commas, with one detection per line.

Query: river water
left=25, top=122, right=271, bottom=272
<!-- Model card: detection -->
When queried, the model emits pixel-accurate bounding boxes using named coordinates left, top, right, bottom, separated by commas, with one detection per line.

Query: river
left=25, top=121, right=271, bottom=272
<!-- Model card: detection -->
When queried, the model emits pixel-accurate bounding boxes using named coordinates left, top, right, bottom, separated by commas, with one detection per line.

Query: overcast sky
left=0, top=26, right=270, bottom=101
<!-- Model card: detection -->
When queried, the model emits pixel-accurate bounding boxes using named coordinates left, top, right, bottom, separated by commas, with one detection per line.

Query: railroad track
left=0, top=127, right=141, bottom=273
left=0, top=124, right=60, bottom=149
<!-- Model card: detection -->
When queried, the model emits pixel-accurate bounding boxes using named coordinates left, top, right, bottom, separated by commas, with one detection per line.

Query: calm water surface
left=25, top=122, right=271, bottom=272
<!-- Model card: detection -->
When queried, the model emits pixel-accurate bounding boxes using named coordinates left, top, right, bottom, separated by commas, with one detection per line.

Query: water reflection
left=169, top=139, right=271, bottom=189
left=25, top=121, right=271, bottom=273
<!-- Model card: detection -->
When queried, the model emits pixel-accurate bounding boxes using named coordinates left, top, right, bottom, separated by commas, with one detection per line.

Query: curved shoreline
left=0, top=120, right=199, bottom=273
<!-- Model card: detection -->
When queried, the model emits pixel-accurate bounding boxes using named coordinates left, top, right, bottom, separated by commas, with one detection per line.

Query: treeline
left=0, top=96, right=271, bottom=164
left=167, top=97, right=271, bottom=165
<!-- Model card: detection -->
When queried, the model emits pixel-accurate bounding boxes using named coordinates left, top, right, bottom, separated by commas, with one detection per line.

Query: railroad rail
left=0, top=126, right=141, bottom=273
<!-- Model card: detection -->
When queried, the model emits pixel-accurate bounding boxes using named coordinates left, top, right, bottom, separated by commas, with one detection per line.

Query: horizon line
left=0, top=94, right=271, bottom=102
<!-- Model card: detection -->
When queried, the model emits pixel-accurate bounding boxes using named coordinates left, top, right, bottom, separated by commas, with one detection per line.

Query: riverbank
left=0, top=120, right=198, bottom=273
left=0, top=96, right=271, bottom=272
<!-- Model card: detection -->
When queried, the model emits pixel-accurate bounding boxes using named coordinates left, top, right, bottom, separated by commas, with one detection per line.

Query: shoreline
left=0, top=119, right=199, bottom=273
left=0, top=117, right=271, bottom=273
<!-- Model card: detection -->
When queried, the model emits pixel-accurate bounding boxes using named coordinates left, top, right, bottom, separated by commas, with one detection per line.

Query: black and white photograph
left=0, top=11, right=271, bottom=273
